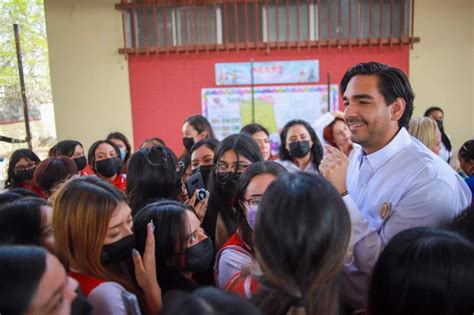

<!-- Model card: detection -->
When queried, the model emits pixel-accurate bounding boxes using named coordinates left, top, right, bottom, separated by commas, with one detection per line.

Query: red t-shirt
left=20, top=182, right=46, bottom=199
left=112, top=173, right=127, bottom=191
left=69, top=271, right=105, bottom=296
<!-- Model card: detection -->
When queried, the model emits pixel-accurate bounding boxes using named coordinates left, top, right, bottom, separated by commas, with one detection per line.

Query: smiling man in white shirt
left=319, top=62, right=472, bottom=309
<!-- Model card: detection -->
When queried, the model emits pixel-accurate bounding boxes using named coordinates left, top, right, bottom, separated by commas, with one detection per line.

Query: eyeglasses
left=14, top=162, right=36, bottom=171
left=243, top=197, right=262, bottom=208
left=215, top=162, right=250, bottom=173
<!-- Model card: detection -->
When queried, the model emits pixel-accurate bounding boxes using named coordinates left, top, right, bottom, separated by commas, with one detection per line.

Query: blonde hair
left=408, top=117, right=438, bottom=150
left=52, top=176, right=139, bottom=296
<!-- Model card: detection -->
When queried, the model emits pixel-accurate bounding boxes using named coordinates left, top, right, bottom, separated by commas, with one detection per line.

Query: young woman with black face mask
left=278, top=119, right=323, bottom=174
left=204, top=134, right=263, bottom=251
left=134, top=200, right=215, bottom=295
left=53, top=176, right=162, bottom=315
left=190, top=139, right=219, bottom=188
left=5, top=148, right=43, bottom=197
left=49, top=140, right=89, bottom=176
left=180, top=115, right=216, bottom=160
left=88, top=140, right=127, bottom=191
left=214, top=161, right=287, bottom=299
left=106, top=132, right=133, bottom=174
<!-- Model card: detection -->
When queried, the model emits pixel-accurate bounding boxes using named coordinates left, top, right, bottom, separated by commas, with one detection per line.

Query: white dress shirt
left=342, top=127, right=472, bottom=308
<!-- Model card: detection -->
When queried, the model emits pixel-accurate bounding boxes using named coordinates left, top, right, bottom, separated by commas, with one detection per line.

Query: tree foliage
left=0, top=0, right=50, bottom=122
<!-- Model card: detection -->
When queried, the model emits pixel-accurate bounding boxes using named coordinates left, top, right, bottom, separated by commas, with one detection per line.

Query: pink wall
left=128, top=45, right=409, bottom=154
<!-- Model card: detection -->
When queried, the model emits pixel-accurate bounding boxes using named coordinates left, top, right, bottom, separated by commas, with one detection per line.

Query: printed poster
left=201, top=84, right=338, bottom=140
left=215, top=60, right=319, bottom=86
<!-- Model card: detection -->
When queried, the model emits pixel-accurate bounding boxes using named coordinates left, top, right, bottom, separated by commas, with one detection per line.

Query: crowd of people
left=0, top=61, right=473, bottom=315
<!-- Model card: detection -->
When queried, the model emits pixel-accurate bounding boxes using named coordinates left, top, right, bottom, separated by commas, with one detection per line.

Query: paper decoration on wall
left=215, top=60, right=319, bottom=86
left=201, top=84, right=338, bottom=141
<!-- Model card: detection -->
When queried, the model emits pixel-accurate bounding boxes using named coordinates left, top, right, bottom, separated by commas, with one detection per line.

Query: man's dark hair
left=340, top=62, right=414, bottom=129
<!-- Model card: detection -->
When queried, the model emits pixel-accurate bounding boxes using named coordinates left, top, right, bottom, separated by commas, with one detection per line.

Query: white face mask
left=246, top=204, right=258, bottom=230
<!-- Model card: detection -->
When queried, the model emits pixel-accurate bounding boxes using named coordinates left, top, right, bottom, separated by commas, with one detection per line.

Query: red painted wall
left=128, top=45, right=409, bottom=154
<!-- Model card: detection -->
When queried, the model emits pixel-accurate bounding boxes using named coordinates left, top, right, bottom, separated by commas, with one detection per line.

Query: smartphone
left=185, top=171, right=205, bottom=199
left=121, top=291, right=142, bottom=315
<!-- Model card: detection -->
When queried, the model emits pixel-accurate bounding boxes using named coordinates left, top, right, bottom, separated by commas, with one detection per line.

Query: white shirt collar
left=356, top=127, right=412, bottom=172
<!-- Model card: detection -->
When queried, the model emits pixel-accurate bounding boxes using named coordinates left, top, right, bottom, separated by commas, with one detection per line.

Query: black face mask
left=183, top=137, right=195, bottom=151
left=216, top=172, right=241, bottom=201
left=289, top=141, right=311, bottom=158
left=74, top=156, right=87, bottom=171
left=183, top=237, right=214, bottom=273
left=192, top=165, right=212, bottom=186
left=435, top=119, right=444, bottom=132
left=100, top=234, right=136, bottom=265
left=15, top=167, right=36, bottom=181
left=95, top=157, right=122, bottom=178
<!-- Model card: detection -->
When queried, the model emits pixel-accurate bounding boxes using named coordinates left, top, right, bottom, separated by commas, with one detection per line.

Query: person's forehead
left=252, top=131, right=268, bottom=139
left=29, top=254, right=65, bottom=311
left=16, top=157, right=32, bottom=165
left=245, top=173, right=276, bottom=198
left=96, top=143, right=114, bottom=153
left=185, top=209, right=200, bottom=233
left=193, top=146, right=213, bottom=158
left=108, top=202, right=131, bottom=227
left=110, top=138, right=125, bottom=147
left=183, top=122, right=197, bottom=132
left=287, top=124, right=309, bottom=136
left=345, top=74, right=380, bottom=94
left=431, top=110, right=443, bottom=117
left=333, top=120, right=347, bottom=130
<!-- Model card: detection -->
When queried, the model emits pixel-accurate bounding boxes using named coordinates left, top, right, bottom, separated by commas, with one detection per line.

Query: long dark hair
left=48, top=140, right=83, bottom=158
left=133, top=200, right=197, bottom=294
left=423, top=106, right=452, bottom=152
left=0, top=198, right=49, bottom=247
left=106, top=131, right=132, bottom=164
left=341, top=62, right=414, bottom=129
left=5, top=149, right=41, bottom=189
left=189, top=139, right=219, bottom=157
left=0, top=246, right=47, bottom=315
left=279, top=120, right=323, bottom=168
left=254, top=172, right=351, bottom=315
left=126, top=146, right=181, bottom=214
left=368, top=227, right=474, bottom=315
left=235, top=161, right=287, bottom=251
left=185, top=115, right=216, bottom=140
left=204, top=134, right=263, bottom=243
left=180, top=115, right=216, bottom=160
left=449, top=203, right=474, bottom=244
left=240, top=123, right=270, bottom=137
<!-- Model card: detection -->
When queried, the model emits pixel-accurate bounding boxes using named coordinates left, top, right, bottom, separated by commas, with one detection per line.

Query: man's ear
left=390, top=97, right=406, bottom=122
left=200, top=130, right=208, bottom=140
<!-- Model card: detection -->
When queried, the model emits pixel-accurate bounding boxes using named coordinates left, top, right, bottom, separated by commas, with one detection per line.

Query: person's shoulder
left=88, top=282, right=132, bottom=315
left=403, top=139, right=453, bottom=176
left=220, top=245, right=252, bottom=260
left=276, top=159, right=298, bottom=172
left=89, top=281, right=127, bottom=297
